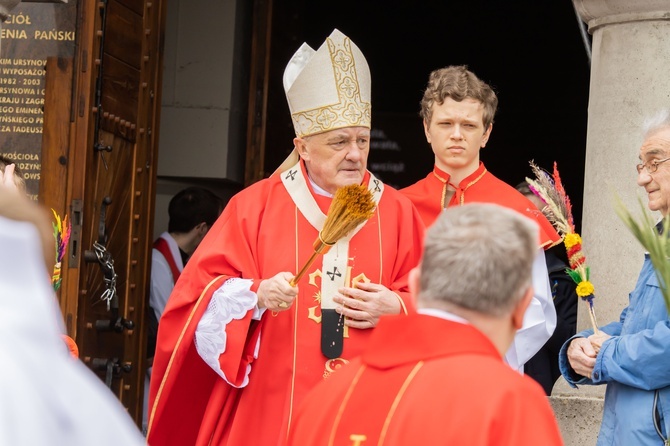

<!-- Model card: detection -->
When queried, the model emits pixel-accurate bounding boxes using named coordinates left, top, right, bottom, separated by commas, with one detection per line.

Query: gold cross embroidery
left=307, top=266, right=370, bottom=339
left=349, top=434, right=367, bottom=445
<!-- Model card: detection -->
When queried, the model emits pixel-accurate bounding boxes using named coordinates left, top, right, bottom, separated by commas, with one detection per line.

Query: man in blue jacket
left=560, top=108, right=670, bottom=445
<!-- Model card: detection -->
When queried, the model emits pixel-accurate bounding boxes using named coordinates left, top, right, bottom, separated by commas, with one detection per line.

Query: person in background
left=143, top=186, right=223, bottom=432
left=560, top=109, right=670, bottom=445
left=288, top=204, right=564, bottom=446
left=0, top=176, right=145, bottom=446
left=516, top=180, right=578, bottom=395
left=147, top=29, right=424, bottom=445
left=147, top=186, right=224, bottom=354
left=401, top=65, right=561, bottom=372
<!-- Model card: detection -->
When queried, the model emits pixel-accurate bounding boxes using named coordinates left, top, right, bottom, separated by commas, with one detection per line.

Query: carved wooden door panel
left=40, top=0, right=167, bottom=425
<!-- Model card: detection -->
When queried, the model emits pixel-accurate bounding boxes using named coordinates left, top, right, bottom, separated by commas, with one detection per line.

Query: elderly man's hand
left=257, top=272, right=298, bottom=312
left=588, top=331, right=611, bottom=353
left=333, top=282, right=401, bottom=329
left=567, top=337, right=598, bottom=379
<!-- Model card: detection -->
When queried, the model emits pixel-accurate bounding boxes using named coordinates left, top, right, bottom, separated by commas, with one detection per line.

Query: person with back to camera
left=288, top=203, right=564, bottom=446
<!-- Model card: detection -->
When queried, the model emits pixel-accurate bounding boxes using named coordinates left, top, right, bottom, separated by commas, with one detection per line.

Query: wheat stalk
left=290, top=184, right=376, bottom=286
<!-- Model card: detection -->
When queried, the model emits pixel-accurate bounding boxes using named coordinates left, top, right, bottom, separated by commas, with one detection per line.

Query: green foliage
left=566, top=268, right=582, bottom=285
left=614, top=195, right=670, bottom=313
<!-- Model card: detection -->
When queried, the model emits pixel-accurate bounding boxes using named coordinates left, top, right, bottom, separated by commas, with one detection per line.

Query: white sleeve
left=504, top=248, right=557, bottom=373
left=149, top=250, right=174, bottom=320
left=194, top=278, right=259, bottom=387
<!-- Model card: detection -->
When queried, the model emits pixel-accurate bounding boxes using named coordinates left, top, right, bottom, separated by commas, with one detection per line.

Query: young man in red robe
left=401, top=65, right=561, bottom=373
left=288, top=203, right=564, bottom=446
left=146, top=29, right=425, bottom=446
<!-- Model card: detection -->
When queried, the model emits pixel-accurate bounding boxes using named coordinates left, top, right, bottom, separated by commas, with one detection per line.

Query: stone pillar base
left=551, top=377, right=605, bottom=445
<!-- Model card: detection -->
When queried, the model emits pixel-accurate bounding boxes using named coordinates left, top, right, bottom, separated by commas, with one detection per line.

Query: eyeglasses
left=636, top=157, right=670, bottom=174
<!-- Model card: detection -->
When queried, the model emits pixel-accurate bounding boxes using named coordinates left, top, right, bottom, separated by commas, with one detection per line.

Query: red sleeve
left=148, top=183, right=271, bottom=445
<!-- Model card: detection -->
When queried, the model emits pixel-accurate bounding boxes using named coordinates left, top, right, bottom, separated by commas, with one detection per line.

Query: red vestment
left=287, top=314, right=564, bottom=446
left=401, top=163, right=560, bottom=248
left=147, top=162, right=425, bottom=445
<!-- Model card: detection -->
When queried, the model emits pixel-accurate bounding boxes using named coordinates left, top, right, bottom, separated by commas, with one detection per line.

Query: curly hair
left=420, top=65, right=498, bottom=129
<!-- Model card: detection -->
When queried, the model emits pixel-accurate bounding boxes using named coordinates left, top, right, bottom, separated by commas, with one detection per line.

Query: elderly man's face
left=295, top=126, right=369, bottom=195
left=637, top=127, right=670, bottom=216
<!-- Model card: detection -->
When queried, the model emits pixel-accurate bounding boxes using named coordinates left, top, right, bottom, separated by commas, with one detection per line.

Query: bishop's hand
left=257, top=272, right=298, bottom=312
left=333, top=282, right=401, bottom=329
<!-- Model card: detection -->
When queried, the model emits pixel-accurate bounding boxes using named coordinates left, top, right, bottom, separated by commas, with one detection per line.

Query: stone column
left=551, top=1, right=670, bottom=445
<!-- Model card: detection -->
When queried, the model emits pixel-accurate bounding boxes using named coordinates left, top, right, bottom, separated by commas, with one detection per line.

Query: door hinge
left=68, top=199, right=83, bottom=268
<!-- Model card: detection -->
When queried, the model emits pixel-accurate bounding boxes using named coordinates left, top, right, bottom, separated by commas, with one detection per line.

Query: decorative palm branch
left=526, top=161, right=599, bottom=333
left=614, top=195, right=670, bottom=313
left=51, top=208, right=78, bottom=358
left=290, top=184, right=376, bottom=287
left=51, top=208, right=71, bottom=292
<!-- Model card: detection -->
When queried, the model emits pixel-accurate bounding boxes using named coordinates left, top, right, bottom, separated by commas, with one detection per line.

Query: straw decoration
left=526, top=161, right=599, bottom=333
left=290, top=184, right=376, bottom=286
left=51, top=208, right=71, bottom=292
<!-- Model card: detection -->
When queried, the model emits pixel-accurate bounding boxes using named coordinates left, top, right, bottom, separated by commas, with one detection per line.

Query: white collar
left=307, top=173, right=333, bottom=198
left=418, top=307, right=469, bottom=324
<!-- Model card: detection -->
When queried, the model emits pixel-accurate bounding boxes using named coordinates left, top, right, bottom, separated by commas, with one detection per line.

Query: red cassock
left=401, top=163, right=560, bottom=247
left=287, top=314, right=564, bottom=446
left=146, top=161, right=425, bottom=445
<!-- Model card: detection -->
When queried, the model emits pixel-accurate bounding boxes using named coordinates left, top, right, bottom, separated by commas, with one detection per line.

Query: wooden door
left=39, top=0, right=167, bottom=425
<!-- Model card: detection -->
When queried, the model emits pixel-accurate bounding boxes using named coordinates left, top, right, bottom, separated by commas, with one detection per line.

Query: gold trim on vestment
left=458, top=169, right=488, bottom=205
left=286, top=205, right=300, bottom=440
left=376, top=209, right=382, bottom=284
left=432, top=167, right=488, bottom=208
left=392, top=292, right=408, bottom=315
left=378, top=361, right=425, bottom=445
left=328, top=365, right=368, bottom=446
left=431, top=170, right=449, bottom=210
left=147, top=274, right=227, bottom=437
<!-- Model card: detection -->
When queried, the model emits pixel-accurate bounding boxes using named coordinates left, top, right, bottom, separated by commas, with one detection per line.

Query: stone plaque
left=0, top=1, right=75, bottom=199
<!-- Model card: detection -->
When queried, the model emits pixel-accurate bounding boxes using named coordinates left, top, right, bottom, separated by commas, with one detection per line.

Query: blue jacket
left=559, top=255, right=670, bottom=445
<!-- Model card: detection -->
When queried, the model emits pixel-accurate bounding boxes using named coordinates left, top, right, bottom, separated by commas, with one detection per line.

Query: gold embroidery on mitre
left=291, top=36, right=371, bottom=137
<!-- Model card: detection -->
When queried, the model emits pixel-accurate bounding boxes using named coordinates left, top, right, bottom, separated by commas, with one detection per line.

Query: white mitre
left=274, top=29, right=372, bottom=174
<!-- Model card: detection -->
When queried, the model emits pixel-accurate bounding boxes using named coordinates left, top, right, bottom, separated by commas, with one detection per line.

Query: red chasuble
left=147, top=162, right=425, bottom=446
left=401, top=163, right=560, bottom=248
left=288, top=314, right=564, bottom=446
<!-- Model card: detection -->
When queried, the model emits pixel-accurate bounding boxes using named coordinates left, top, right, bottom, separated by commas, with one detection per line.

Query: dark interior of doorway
left=265, top=0, right=590, bottom=231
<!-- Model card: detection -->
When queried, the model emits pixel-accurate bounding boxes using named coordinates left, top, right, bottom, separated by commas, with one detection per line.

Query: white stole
left=280, top=162, right=383, bottom=311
